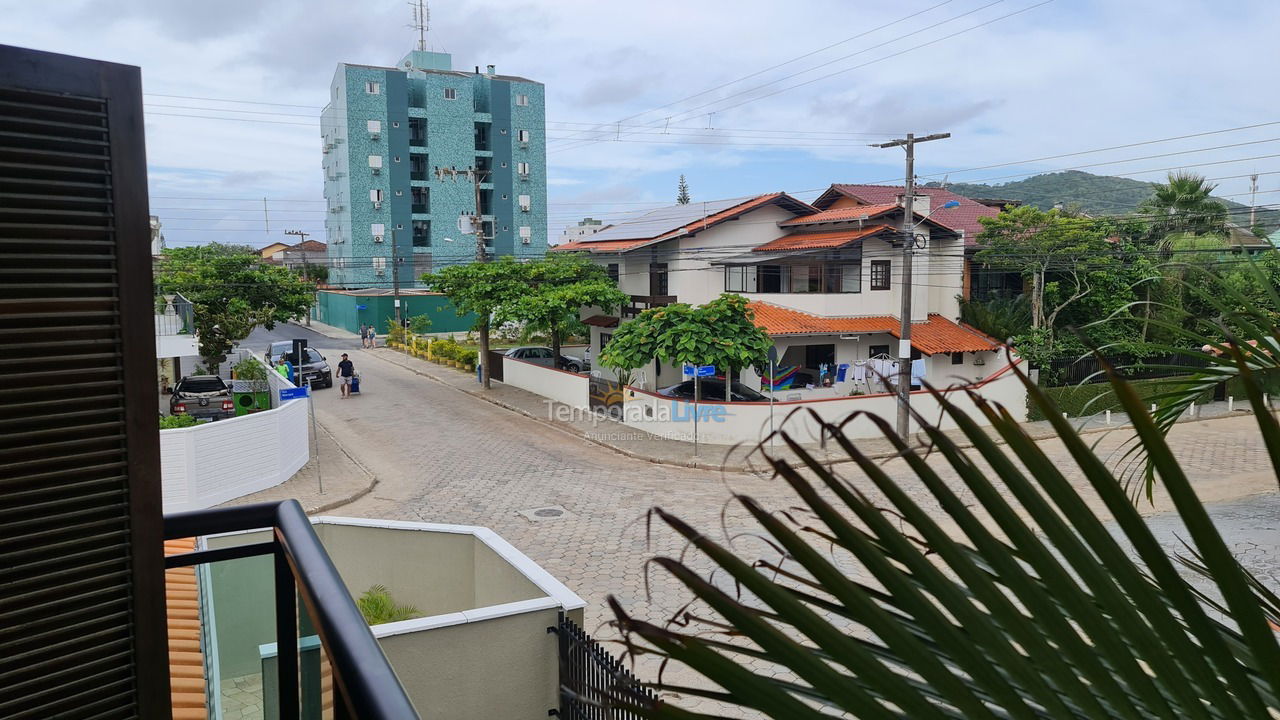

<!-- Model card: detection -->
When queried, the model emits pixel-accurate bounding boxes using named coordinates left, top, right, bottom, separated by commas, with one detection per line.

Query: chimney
left=486, top=64, right=495, bottom=75
left=910, top=193, right=930, bottom=216
left=475, top=65, right=480, bottom=74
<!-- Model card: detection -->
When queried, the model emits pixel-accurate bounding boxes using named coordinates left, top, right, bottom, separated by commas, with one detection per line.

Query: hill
left=925, top=170, right=1274, bottom=230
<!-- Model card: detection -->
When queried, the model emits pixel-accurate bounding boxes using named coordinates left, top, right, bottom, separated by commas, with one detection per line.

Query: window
left=369, top=189, right=384, bottom=202
left=869, top=344, right=890, bottom=358
left=443, top=88, right=457, bottom=100
left=791, top=265, right=821, bottom=293
left=518, top=194, right=531, bottom=211
left=373, top=256, right=386, bottom=272
left=824, top=263, right=861, bottom=293
left=600, top=333, right=613, bottom=351
left=951, top=352, right=964, bottom=365
left=393, top=156, right=401, bottom=163
left=519, top=226, right=532, bottom=242
left=371, top=223, right=385, bottom=239
left=516, top=93, right=529, bottom=106
left=365, top=81, right=380, bottom=94
left=870, top=260, right=891, bottom=290
left=367, top=120, right=381, bottom=134
left=606, top=263, right=619, bottom=284
left=758, top=265, right=788, bottom=293
left=395, top=190, right=403, bottom=196
left=368, top=155, right=382, bottom=169
left=411, top=187, right=429, bottom=213
left=516, top=161, right=530, bottom=176
left=516, top=129, right=530, bottom=143
left=412, top=220, right=431, bottom=248
left=409, top=117, right=427, bottom=146
left=392, top=121, right=400, bottom=128
left=725, top=265, right=758, bottom=292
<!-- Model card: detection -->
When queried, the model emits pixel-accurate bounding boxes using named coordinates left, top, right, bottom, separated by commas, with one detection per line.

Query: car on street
left=504, top=346, right=590, bottom=373
left=169, top=375, right=236, bottom=421
left=656, top=378, right=769, bottom=402
left=265, top=341, right=333, bottom=388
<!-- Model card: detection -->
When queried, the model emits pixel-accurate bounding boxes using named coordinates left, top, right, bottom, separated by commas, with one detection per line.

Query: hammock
left=762, top=364, right=799, bottom=390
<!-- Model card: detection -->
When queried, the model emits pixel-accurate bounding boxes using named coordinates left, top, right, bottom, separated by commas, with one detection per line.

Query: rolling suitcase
left=350, top=375, right=361, bottom=394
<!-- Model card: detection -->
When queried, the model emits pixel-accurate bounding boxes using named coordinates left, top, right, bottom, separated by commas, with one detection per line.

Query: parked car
left=265, top=341, right=333, bottom=388
left=656, top=378, right=769, bottom=402
left=504, top=346, right=590, bottom=373
left=169, top=375, right=236, bottom=421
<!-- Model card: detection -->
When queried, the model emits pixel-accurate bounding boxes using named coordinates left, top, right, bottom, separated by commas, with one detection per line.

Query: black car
left=170, top=375, right=236, bottom=421
left=504, top=346, right=589, bottom=373
left=266, top=342, right=333, bottom=388
left=656, top=379, right=768, bottom=402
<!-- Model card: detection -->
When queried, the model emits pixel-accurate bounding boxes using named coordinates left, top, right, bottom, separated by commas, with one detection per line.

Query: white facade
left=557, top=217, right=605, bottom=245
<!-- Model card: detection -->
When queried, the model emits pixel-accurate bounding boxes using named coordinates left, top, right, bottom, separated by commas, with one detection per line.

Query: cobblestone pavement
left=308, top=343, right=1278, bottom=713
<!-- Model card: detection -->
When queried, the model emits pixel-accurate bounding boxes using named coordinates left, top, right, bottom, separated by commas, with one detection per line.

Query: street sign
left=696, top=365, right=715, bottom=377
left=279, top=386, right=310, bottom=402
left=356, top=304, right=367, bottom=310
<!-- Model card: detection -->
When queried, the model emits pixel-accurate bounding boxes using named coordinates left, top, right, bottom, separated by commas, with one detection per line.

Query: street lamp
left=910, top=200, right=961, bottom=246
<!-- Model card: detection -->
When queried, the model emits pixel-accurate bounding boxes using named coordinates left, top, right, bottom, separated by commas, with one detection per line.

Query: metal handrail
left=164, top=500, right=420, bottom=719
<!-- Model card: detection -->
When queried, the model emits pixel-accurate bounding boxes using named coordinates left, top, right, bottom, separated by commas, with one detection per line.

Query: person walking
left=337, top=353, right=355, bottom=398
left=367, top=326, right=376, bottom=349
left=359, top=324, right=369, bottom=349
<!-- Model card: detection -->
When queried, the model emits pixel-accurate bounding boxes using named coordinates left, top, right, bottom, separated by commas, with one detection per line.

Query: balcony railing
left=164, top=500, right=420, bottom=719
left=621, top=294, right=676, bottom=318
left=155, top=293, right=194, bottom=335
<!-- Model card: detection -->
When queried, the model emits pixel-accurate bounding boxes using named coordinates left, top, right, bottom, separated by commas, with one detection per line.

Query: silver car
left=504, top=346, right=589, bottom=373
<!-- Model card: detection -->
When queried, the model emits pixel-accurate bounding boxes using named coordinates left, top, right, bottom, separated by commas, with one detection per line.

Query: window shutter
left=0, top=46, right=168, bottom=718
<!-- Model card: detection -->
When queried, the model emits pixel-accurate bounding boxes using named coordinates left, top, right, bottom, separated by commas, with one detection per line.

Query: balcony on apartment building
left=156, top=293, right=199, bottom=358
left=621, top=294, right=677, bottom=318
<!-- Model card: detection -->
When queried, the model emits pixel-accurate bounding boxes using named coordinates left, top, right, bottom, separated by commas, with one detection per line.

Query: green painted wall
left=313, top=291, right=477, bottom=335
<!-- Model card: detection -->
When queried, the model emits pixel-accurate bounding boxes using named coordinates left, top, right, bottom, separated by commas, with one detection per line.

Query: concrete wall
left=159, top=395, right=310, bottom=513
left=377, top=605, right=561, bottom=719
left=313, top=290, right=476, bottom=334
left=502, top=355, right=590, bottom=409
left=618, top=360, right=1028, bottom=444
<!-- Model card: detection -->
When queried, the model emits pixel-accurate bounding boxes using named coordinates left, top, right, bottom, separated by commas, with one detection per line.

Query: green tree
left=294, top=262, right=329, bottom=284
left=599, top=294, right=771, bottom=385
left=975, top=205, right=1118, bottom=337
left=608, top=271, right=1280, bottom=716
left=421, top=256, right=527, bottom=389
left=356, top=585, right=421, bottom=625
left=1139, top=171, right=1228, bottom=239
left=497, top=254, right=627, bottom=362
left=676, top=174, right=691, bottom=205
left=156, top=244, right=314, bottom=368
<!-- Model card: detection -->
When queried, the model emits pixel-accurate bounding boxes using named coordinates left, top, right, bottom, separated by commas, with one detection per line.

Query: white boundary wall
left=501, top=356, right=590, bottom=410
left=618, top=361, right=1028, bottom=445
left=161, top=362, right=310, bottom=512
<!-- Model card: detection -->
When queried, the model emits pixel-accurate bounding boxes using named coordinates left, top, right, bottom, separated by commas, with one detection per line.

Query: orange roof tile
left=778, top=203, right=900, bottom=227
left=165, top=537, right=207, bottom=720
left=752, top=225, right=893, bottom=252
left=551, top=238, right=655, bottom=253
left=746, top=303, right=1002, bottom=354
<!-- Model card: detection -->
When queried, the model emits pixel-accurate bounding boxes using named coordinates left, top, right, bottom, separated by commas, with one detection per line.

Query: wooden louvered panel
left=0, top=46, right=167, bottom=719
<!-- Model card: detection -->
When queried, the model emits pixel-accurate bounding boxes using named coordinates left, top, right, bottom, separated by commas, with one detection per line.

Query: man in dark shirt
left=337, top=353, right=355, bottom=398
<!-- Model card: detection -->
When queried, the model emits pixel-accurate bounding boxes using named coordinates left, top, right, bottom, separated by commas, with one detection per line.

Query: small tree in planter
left=356, top=584, right=421, bottom=625
left=231, top=357, right=271, bottom=413
left=422, top=258, right=527, bottom=389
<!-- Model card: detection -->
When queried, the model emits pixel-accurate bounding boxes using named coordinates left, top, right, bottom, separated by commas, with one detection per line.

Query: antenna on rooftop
left=409, top=0, right=430, bottom=51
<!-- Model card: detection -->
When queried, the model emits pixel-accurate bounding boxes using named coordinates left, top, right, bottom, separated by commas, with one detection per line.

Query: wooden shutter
left=0, top=46, right=169, bottom=719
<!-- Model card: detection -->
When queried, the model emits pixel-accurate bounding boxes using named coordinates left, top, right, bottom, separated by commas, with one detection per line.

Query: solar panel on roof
left=582, top=196, right=756, bottom=243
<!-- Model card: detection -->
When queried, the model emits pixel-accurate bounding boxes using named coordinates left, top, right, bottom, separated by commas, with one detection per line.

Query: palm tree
left=600, top=267, right=1280, bottom=718
left=1140, top=171, right=1229, bottom=239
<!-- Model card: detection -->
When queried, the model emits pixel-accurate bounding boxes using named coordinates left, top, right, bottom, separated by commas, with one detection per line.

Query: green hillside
left=926, top=170, right=1273, bottom=229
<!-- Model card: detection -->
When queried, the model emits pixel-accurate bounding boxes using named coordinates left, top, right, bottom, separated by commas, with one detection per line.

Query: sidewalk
left=369, top=346, right=1264, bottom=473
left=288, top=317, right=361, bottom=340
left=222, top=416, right=377, bottom=513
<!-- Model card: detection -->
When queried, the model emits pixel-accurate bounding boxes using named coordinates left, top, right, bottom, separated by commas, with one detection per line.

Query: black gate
left=487, top=349, right=505, bottom=382
left=551, top=614, right=656, bottom=718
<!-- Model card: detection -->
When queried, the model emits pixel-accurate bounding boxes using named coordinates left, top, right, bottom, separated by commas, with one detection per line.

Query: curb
left=301, top=415, right=379, bottom=514
left=369, top=347, right=1259, bottom=474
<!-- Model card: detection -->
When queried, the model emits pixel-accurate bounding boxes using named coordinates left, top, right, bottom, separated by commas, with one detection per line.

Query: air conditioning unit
left=521, top=237, right=531, bottom=245
left=370, top=132, right=380, bottom=141
left=373, top=201, right=382, bottom=210
left=371, top=168, right=381, bottom=175
left=373, top=235, right=384, bottom=243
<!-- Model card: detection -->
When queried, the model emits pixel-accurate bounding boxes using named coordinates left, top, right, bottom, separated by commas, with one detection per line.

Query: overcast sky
left=5, top=0, right=1279, bottom=247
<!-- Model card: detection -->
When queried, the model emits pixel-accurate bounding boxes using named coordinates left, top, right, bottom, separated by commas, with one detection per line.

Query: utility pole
left=1250, top=173, right=1260, bottom=230
left=391, top=229, right=403, bottom=327
left=870, top=132, right=950, bottom=438
left=433, top=165, right=490, bottom=261
left=284, top=229, right=312, bottom=326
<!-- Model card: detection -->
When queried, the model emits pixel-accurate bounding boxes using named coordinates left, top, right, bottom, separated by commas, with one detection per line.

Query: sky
left=4, top=0, right=1280, bottom=248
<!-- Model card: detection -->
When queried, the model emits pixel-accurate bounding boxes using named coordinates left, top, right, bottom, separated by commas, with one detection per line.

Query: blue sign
left=279, top=386, right=310, bottom=402
left=356, top=304, right=367, bottom=310
left=695, top=364, right=716, bottom=377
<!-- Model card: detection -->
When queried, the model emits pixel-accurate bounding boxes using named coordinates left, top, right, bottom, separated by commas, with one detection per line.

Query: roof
left=582, top=315, right=620, bottom=328
left=747, top=302, right=1001, bottom=354
left=165, top=537, right=207, bottom=720
left=753, top=225, right=893, bottom=252
left=820, top=184, right=999, bottom=245
left=551, top=193, right=816, bottom=254
left=778, top=203, right=899, bottom=227
left=286, top=240, right=328, bottom=253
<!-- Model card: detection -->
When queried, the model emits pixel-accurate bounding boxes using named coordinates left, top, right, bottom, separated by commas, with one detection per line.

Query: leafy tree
left=607, top=272, right=1280, bottom=715
left=599, top=294, right=771, bottom=386
left=1139, top=171, right=1228, bottom=239
left=356, top=585, right=421, bottom=625
left=421, top=256, right=527, bottom=389
left=497, top=254, right=628, bottom=362
left=294, top=262, right=329, bottom=284
left=156, top=244, right=314, bottom=368
left=958, top=295, right=1032, bottom=343
left=676, top=174, right=691, bottom=205
left=975, top=205, right=1119, bottom=338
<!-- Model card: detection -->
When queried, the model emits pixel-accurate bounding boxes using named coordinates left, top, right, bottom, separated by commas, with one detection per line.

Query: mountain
left=924, top=170, right=1274, bottom=231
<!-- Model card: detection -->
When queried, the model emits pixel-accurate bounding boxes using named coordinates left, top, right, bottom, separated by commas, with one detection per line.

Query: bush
left=432, top=338, right=459, bottom=360
left=160, top=414, right=198, bottom=429
left=457, top=348, right=478, bottom=366
left=356, top=584, right=420, bottom=626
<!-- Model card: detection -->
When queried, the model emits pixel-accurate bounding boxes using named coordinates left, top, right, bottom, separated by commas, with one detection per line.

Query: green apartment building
left=321, top=49, right=547, bottom=289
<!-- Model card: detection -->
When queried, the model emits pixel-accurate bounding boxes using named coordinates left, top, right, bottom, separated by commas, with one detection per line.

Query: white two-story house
left=553, top=184, right=1012, bottom=400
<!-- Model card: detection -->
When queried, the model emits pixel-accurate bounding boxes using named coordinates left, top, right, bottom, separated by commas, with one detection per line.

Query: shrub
left=159, top=414, right=198, bottom=429
left=432, top=338, right=459, bottom=360
left=1028, top=376, right=1215, bottom=420
left=458, top=348, right=478, bottom=366
left=356, top=584, right=421, bottom=626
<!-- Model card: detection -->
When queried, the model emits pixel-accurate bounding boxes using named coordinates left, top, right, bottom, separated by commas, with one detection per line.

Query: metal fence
left=551, top=614, right=656, bottom=719
left=155, top=292, right=194, bottom=335
left=1042, top=352, right=1211, bottom=386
